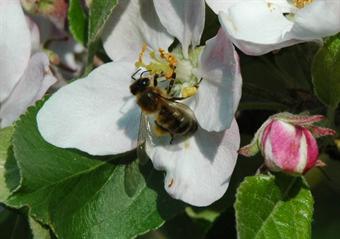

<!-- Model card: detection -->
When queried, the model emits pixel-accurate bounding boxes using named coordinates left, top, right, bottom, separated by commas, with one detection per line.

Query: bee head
left=130, top=77, right=150, bottom=95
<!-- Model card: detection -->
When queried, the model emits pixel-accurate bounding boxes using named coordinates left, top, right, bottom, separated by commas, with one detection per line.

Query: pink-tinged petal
left=239, top=117, right=273, bottom=157
left=192, top=28, right=242, bottom=131
left=102, top=0, right=174, bottom=62
left=153, top=0, right=205, bottom=58
left=218, top=1, right=298, bottom=55
left=264, top=120, right=305, bottom=173
left=289, top=0, right=340, bottom=40
left=274, top=112, right=325, bottom=125
left=145, top=119, right=240, bottom=206
left=0, top=53, right=56, bottom=128
left=307, top=126, right=336, bottom=138
left=26, top=17, right=41, bottom=54
left=37, top=62, right=140, bottom=156
left=205, top=0, right=238, bottom=13
left=303, top=128, right=318, bottom=172
left=21, top=0, right=68, bottom=29
left=0, top=0, right=31, bottom=101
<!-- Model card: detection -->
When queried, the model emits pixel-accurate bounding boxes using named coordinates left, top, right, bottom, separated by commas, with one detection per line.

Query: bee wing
left=137, top=112, right=150, bottom=165
left=167, top=100, right=197, bottom=120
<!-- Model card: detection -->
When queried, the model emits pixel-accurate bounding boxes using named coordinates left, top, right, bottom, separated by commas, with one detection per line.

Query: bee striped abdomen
left=156, top=102, right=198, bottom=138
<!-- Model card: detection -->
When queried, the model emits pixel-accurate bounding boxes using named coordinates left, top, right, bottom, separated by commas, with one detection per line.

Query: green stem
left=282, top=176, right=298, bottom=200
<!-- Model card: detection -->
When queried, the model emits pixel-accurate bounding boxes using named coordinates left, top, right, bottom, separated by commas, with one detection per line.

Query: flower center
left=293, top=0, right=313, bottom=8
left=135, top=44, right=202, bottom=99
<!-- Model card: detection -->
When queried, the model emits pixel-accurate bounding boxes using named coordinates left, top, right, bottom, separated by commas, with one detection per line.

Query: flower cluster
left=2, top=0, right=338, bottom=207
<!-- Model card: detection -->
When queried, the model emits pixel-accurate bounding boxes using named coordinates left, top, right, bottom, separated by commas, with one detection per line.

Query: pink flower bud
left=239, top=112, right=336, bottom=174
left=260, top=120, right=318, bottom=174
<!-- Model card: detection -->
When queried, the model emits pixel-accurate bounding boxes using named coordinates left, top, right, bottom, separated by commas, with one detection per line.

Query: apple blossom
left=0, top=0, right=56, bottom=128
left=37, top=0, right=242, bottom=206
left=239, top=112, right=336, bottom=174
left=206, top=0, right=340, bottom=55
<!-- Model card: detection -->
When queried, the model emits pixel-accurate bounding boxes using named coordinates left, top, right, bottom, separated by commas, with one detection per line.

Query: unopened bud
left=239, top=112, right=336, bottom=174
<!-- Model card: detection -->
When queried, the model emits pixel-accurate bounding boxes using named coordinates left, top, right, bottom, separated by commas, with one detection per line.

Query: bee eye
left=141, top=78, right=150, bottom=86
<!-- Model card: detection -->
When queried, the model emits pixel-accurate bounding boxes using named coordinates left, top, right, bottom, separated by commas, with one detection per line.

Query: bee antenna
left=141, top=70, right=151, bottom=78
left=131, top=68, right=142, bottom=81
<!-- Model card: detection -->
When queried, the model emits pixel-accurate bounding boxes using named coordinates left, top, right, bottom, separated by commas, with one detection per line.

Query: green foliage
left=68, top=0, right=88, bottom=45
left=86, top=0, right=118, bottom=69
left=0, top=127, right=14, bottom=201
left=235, top=174, right=313, bottom=239
left=312, top=35, right=340, bottom=108
left=5, top=101, right=183, bottom=239
left=88, top=0, right=118, bottom=44
left=28, top=217, right=51, bottom=239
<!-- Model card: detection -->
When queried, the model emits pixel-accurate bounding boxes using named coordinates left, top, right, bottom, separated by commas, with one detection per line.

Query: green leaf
left=6, top=101, right=184, bottom=239
left=68, top=0, right=88, bottom=45
left=88, top=0, right=117, bottom=44
left=0, top=127, right=20, bottom=201
left=86, top=0, right=118, bottom=68
left=28, top=217, right=51, bottom=239
left=0, top=127, right=14, bottom=200
left=312, top=35, right=340, bottom=108
left=235, top=174, right=313, bottom=239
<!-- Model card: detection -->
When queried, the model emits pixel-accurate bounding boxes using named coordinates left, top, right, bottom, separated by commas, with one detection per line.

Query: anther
left=293, top=0, right=313, bottom=8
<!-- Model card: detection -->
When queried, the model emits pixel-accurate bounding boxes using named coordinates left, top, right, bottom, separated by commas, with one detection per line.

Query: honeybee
left=130, top=71, right=198, bottom=144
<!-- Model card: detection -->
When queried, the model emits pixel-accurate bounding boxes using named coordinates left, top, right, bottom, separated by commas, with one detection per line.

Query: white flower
left=37, top=0, right=242, bottom=206
left=0, top=0, right=57, bottom=128
left=206, top=0, right=340, bottom=55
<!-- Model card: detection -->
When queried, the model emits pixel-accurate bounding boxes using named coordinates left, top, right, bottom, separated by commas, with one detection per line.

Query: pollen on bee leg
left=154, top=123, right=168, bottom=137
left=182, top=87, right=198, bottom=98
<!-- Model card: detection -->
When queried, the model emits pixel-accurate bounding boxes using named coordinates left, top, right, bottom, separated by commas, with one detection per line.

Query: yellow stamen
left=159, top=48, right=177, bottom=79
left=293, top=0, right=313, bottom=8
left=135, top=43, right=148, bottom=68
left=134, top=44, right=178, bottom=80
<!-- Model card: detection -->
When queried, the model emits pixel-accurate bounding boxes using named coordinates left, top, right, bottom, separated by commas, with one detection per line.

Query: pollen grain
left=293, top=0, right=313, bottom=8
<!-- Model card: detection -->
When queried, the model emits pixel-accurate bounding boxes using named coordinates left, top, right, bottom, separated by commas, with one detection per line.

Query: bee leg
left=169, top=135, right=175, bottom=144
left=153, top=74, right=159, bottom=87
left=195, top=77, right=203, bottom=87
left=168, top=96, right=190, bottom=101
left=154, top=120, right=169, bottom=135
left=167, top=72, right=176, bottom=94
left=167, top=79, right=175, bottom=94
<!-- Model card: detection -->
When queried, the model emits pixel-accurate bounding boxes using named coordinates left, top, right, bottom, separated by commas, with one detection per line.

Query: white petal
left=205, top=0, right=238, bottom=14
left=26, top=17, right=41, bottom=54
left=102, top=0, right=173, bottom=62
left=153, top=0, right=205, bottom=58
left=289, top=0, right=340, bottom=40
left=218, top=1, right=296, bottom=55
left=192, top=28, right=242, bottom=132
left=0, top=53, right=56, bottom=128
left=0, top=0, right=31, bottom=101
left=37, top=62, right=140, bottom=156
left=146, top=119, right=240, bottom=206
